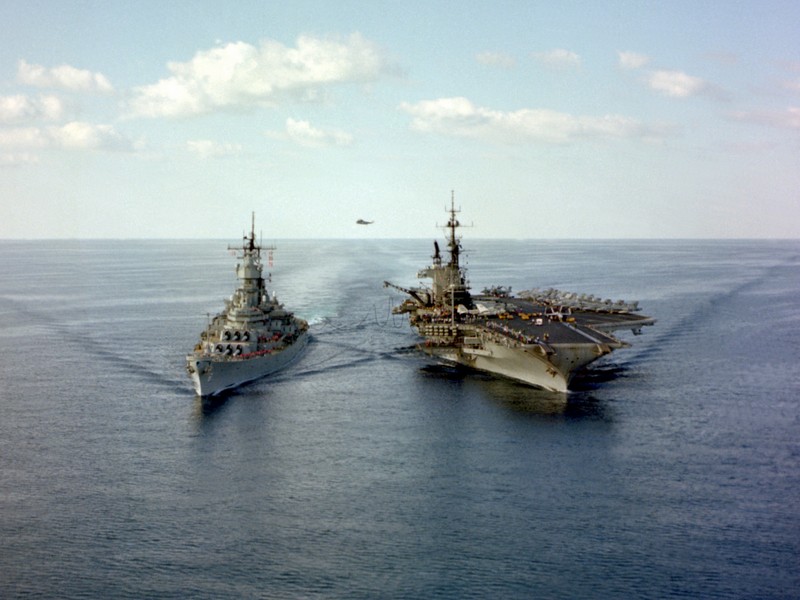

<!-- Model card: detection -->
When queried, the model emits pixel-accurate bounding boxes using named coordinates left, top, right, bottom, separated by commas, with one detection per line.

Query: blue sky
left=1, top=0, right=798, bottom=238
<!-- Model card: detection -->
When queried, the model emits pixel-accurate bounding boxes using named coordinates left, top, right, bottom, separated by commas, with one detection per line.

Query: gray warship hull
left=186, top=214, right=308, bottom=397
left=188, top=330, right=308, bottom=396
left=412, top=293, right=654, bottom=392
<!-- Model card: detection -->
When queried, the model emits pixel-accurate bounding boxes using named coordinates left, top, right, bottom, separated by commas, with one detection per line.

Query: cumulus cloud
left=17, top=59, right=114, bottom=94
left=0, top=127, right=49, bottom=148
left=729, top=107, right=800, bottom=130
left=283, top=118, right=353, bottom=147
left=127, top=34, right=390, bottom=118
left=617, top=51, right=650, bottom=70
left=399, top=97, right=658, bottom=144
left=532, top=49, right=580, bottom=69
left=0, top=152, right=39, bottom=167
left=187, top=139, right=243, bottom=158
left=0, top=121, right=135, bottom=151
left=0, top=94, right=64, bottom=124
left=50, top=122, right=133, bottom=150
left=476, top=51, right=516, bottom=69
left=646, top=69, right=707, bottom=97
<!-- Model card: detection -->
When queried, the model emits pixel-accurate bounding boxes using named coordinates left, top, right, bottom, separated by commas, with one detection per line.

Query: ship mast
left=440, top=191, right=472, bottom=311
left=248, top=211, right=256, bottom=252
left=446, top=190, right=461, bottom=269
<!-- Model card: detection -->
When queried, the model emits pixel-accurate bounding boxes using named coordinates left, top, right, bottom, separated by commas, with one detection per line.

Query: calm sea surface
left=1, top=239, right=798, bottom=599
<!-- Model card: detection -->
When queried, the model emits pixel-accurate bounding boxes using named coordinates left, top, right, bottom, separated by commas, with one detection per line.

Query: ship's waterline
left=188, top=330, right=309, bottom=396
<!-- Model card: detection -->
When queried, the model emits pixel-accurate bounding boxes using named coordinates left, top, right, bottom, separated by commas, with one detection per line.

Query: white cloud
left=0, top=127, right=48, bottom=148
left=532, top=49, right=581, bottom=69
left=729, top=107, right=800, bottom=130
left=0, top=94, right=64, bottom=124
left=476, top=51, right=516, bottom=69
left=284, top=118, right=353, bottom=147
left=128, top=34, right=390, bottom=118
left=399, top=97, right=658, bottom=144
left=0, top=121, right=135, bottom=151
left=17, top=59, right=114, bottom=94
left=49, top=121, right=133, bottom=150
left=646, top=69, right=707, bottom=97
left=617, top=51, right=650, bottom=70
left=187, top=139, right=243, bottom=158
left=0, top=152, right=40, bottom=167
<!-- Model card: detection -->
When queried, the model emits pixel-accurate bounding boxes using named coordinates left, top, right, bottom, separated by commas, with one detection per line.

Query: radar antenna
left=445, top=190, right=464, bottom=268
left=249, top=212, right=256, bottom=251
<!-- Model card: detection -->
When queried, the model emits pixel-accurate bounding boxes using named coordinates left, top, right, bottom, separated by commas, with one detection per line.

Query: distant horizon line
left=1, top=236, right=798, bottom=242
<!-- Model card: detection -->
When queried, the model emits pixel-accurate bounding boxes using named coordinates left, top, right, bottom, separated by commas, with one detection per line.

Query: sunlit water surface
left=1, top=239, right=798, bottom=599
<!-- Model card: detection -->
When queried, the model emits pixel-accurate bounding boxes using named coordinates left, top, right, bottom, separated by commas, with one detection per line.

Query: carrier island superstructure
left=384, top=198, right=655, bottom=392
left=186, top=215, right=308, bottom=397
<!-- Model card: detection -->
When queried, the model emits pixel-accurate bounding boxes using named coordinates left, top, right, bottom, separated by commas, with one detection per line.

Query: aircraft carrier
left=385, top=197, right=655, bottom=392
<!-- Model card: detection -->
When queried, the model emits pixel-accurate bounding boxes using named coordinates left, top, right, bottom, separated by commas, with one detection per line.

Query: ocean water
left=0, top=238, right=798, bottom=599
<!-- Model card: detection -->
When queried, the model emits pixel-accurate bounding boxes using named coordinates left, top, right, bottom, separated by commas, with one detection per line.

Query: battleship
left=186, top=215, right=308, bottom=397
left=384, top=197, right=655, bottom=392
